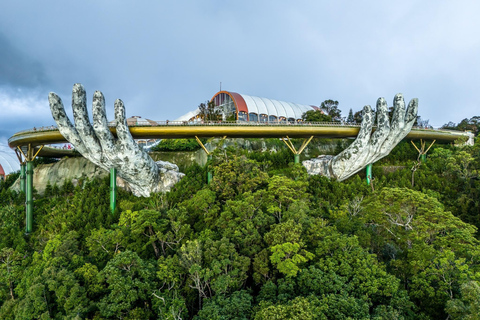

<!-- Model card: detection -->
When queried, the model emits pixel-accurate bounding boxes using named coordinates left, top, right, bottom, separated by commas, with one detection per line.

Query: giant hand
left=302, top=94, right=418, bottom=180
left=49, top=84, right=184, bottom=197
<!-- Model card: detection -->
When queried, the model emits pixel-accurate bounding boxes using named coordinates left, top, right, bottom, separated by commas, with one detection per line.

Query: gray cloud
left=0, top=32, right=49, bottom=88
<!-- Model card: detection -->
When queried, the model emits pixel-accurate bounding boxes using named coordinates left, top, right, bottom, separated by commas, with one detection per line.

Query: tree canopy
left=1, top=136, right=480, bottom=319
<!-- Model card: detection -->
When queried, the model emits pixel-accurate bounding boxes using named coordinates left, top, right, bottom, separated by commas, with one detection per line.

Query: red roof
left=0, top=163, right=5, bottom=177
left=211, top=91, right=316, bottom=120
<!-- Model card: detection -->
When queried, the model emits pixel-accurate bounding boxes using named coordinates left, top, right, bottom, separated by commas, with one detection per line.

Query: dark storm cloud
left=0, top=32, right=49, bottom=89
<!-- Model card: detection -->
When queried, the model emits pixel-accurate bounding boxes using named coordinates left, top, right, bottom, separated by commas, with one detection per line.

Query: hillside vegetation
left=0, top=139, right=480, bottom=319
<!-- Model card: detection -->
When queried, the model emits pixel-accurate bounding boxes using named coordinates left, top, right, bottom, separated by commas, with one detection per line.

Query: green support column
left=294, top=154, right=300, bottom=164
left=366, top=163, right=373, bottom=185
left=412, top=139, right=435, bottom=164
left=207, top=155, right=213, bottom=184
left=25, top=161, right=33, bottom=234
left=20, top=163, right=26, bottom=194
left=194, top=136, right=213, bottom=184
left=110, top=168, right=117, bottom=213
left=282, top=136, right=313, bottom=166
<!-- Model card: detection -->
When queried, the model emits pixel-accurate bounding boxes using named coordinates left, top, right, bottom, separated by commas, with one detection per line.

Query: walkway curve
left=8, top=122, right=474, bottom=155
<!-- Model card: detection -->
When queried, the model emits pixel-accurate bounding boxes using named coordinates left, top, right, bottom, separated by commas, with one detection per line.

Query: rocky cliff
left=9, top=138, right=347, bottom=195
left=11, top=155, right=187, bottom=196
left=11, top=157, right=109, bottom=195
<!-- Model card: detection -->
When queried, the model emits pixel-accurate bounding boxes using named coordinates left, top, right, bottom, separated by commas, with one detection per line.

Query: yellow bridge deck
left=8, top=123, right=472, bottom=157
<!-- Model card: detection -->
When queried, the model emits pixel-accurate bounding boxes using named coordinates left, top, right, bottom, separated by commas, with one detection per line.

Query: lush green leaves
left=2, top=137, right=480, bottom=319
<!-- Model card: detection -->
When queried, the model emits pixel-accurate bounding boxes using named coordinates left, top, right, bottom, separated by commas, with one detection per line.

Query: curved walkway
left=8, top=121, right=474, bottom=155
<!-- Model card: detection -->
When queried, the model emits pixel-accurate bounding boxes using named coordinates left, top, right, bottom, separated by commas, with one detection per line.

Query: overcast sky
left=1, top=0, right=479, bottom=145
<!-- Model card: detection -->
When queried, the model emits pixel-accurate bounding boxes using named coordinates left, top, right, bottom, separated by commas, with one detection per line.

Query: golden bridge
left=8, top=121, right=473, bottom=154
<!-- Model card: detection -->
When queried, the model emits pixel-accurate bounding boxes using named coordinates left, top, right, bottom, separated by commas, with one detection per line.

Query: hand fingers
left=71, top=84, right=102, bottom=155
left=384, top=98, right=418, bottom=150
left=390, top=93, right=405, bottom=131
left=330, top=94, right=418, bottom=181
left=114, top=99, right=136, bottom=147
left=92, top=90, right=116, bottom=153
left=377, top=93, right=405, bottom=156
left=356, top=105, right=374, bottom=145
left=370, top=97, right=390, bottom=146
left=376, top=97, right=390, bottom=131
left=375, top=96, right=418, bottom=162
left=405, top=98, right=418, bottom=125
left=71, top=84, right=89, bottom=133
left=48, top=92, right=87, bottom=154
left=332, top=105, right=373, bottom=179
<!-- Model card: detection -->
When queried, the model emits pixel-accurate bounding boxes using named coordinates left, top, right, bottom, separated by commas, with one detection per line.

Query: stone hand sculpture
left=302, top=94, right=418, bottom=181
left=49, top=84, right=184, bottom=197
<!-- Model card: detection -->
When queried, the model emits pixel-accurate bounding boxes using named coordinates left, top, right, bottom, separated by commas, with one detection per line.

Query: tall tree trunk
left=148, top=225, right=160, bottom=258
left=9, top=281, right=14, bottom=300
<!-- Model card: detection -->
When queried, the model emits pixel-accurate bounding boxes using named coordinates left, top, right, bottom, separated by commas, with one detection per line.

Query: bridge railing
left=10, top=120, right=467, bottom=136
left=12, top=125, right=59, bottom=136
left=125, top=120, right=365, bottom=127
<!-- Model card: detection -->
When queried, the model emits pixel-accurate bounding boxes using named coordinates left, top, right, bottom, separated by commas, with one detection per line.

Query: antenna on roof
left=220, top=82, right=222, bottom=91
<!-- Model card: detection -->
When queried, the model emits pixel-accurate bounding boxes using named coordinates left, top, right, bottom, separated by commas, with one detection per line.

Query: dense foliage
left=442, top=116, right=480, bottom=136
left=302, top=110, right=332, bottom=123
left=1, top=137, right=480, bottom=319
left=151, top=139, right=206, bottom=152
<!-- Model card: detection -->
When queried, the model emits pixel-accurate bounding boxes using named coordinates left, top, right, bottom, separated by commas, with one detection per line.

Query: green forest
left=1, top=136, right=480, bottom=319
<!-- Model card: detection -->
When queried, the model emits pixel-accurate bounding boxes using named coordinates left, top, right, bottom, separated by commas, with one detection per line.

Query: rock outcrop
left=11, top=157, right=107, bottom=194
left=10, top=157, right=183, bottom=195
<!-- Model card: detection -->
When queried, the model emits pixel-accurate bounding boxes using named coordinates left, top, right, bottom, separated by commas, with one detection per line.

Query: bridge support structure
left=15, top=149, right=26, bottom=194
left=20, top=164, right=26, bottom=193
left=282, top=136, right=314, bottom=164
left=411, top=139, right=436, bottom=162
left=195, top=136, right=213, bottom=184
left=366, top=163, right=373, bottom=185
left=16, top=144, right=44, bottom=234
left=110, top=168, right=117, bottom=213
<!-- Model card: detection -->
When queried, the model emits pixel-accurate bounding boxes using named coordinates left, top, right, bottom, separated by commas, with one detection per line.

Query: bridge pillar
left=17, top=144, right=43, bottom=234
left=110, top=168, right=117, bottom=213
left=282, top=136, right=314, bottom=165
left=411, top=139, right=435, bottom=163
left=366, top=163, right=372, bottom=185
left=15, top=149, right=26, bottom=194
left=207, top=155, right=213, bottom=184
left=20, top=163, right=26, bottom=193
left=195, top=136, right=214, bottom=184
left=25, top=161, right=34, bottom=233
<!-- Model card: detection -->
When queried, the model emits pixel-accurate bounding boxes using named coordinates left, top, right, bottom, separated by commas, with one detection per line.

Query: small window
left=238, top=112, right=248, bottom=121
left=269, top=115, right=277, bottom=122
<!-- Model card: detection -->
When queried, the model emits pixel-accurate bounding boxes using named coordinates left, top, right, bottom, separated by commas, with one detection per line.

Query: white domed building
left=176, top=91, right=320, bottom=123
left=0, top=143, right=20, bottom=180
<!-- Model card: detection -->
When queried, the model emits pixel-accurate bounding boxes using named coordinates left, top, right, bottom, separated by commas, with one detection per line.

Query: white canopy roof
left=238, top=93, right=315, bottom=119
left=0, top=143, right=20, bottom=175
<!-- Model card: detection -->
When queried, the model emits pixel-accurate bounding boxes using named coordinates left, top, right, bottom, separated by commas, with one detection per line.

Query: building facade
left=210, top=91, right=319, bottom=122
